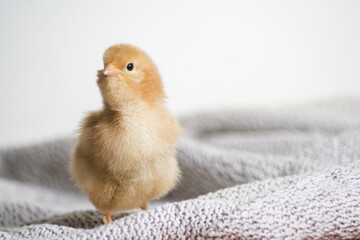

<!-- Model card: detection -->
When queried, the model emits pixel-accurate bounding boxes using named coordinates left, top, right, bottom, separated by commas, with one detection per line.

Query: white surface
left=1, top=0, right=360, bottom=147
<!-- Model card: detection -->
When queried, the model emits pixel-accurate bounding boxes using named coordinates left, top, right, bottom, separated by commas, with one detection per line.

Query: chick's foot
left=103, top=212, right=113, bottom=224
left=140, top=202, right=148, bottom=210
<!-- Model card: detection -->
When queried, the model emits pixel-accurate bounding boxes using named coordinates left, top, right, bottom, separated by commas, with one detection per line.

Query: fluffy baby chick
left=70, top=44, right=181, bottom=224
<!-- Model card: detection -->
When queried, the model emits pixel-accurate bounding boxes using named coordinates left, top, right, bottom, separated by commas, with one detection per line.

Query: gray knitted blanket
left=1, top=99, right=360, bottom=239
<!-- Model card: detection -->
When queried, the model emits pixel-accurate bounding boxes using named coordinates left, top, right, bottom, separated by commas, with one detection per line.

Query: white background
left=0, top=0, right=359, bottom=147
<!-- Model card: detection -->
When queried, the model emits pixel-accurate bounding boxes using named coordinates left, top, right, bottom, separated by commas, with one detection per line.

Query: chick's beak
left=103, top=64, right=119, bottom=77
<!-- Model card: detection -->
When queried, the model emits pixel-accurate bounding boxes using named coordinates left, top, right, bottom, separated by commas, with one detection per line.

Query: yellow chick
left=70, top=44, right=181, bottom=224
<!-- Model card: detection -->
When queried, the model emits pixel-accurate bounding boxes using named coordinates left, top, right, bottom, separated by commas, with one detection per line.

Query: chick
left=70, top=44, right=181, bottom=224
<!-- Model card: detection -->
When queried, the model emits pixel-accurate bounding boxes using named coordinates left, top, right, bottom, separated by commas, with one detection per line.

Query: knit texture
left=1, top=98, right=360, bottom=239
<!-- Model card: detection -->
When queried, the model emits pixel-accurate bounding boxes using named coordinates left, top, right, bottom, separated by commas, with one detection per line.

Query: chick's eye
left=126, top=63, right=134, bottom=71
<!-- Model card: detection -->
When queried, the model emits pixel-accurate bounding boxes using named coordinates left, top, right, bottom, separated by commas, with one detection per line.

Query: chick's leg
left=103, top=212, right=113, bottom=224
left=140, top=202, right=148, bottom=210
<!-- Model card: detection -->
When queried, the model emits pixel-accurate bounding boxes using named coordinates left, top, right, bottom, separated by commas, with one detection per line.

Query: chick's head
left=97, top=44, right=165, bottom=110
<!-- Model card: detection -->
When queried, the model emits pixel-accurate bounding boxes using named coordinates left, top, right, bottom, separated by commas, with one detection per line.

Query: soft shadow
left=24, top=210, right=135, bottom=229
